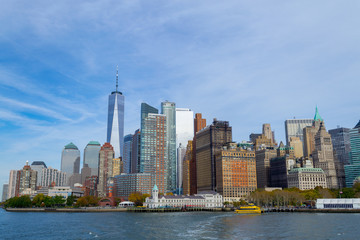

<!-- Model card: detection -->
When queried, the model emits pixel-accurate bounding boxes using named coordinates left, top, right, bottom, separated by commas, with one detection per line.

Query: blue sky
left=0, top=1, right=359, bottom=192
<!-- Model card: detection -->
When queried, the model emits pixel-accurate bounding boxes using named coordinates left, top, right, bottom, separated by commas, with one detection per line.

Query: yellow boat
left=235, top=204, right=262, bottom=214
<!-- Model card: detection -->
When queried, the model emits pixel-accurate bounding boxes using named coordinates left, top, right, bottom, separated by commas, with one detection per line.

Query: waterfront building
left=142, top=113, right=168, bottom=194
left=114, top=173, right=152, bottom=197
left=144, top=185, right=223, bottom=208
left=287, top=168, right=327, bottom=190
left=196, top=119, right=232, bottom=192
left=329, top=127, right=351, bottom=166
left=289, top=137, right=304, bottom=158
left=41, top=167, right=66, bottom=187
left=107, top=67, right=125, bottom=158
left=123, top=134, right=133, bottom=173
left=7, top=170, right=18, bottom=199
left=161, top=101, right=177, bottom=192
left=30, top=161, right=47, bottom=187
left=285, top=118, right=313, bottom=145
left=316, top=199, right=360, bottom=209
left=48, top=186, right=84, bottom=199
left=131, top=129, right=141, bottom=173
left=18, top=161, right=37, bottom=196
left=216, top=143, right=256, bottom=202
left=345, top=121, right=360, bottom=187
left=177, top=144, right=186, bottom=194
left=140, top=103, right=159, bottom=173
left=83, top=141, right=101, bottom=176
left=98, top=143, right=115, bottom=197
left=61, top=142, right=80, bottom=184
left=2, top=184, right=8, bottom=202
left=255, top=147, right=277, bottom=188
left=182, top=140, right=192, bottom=195
left=190, top=113, right=206, bottom=195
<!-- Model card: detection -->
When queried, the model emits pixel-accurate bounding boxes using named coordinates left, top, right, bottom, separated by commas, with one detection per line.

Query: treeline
left=248, top=183, right=360, bottom=207
left=3, top=194, right=75, bottom=208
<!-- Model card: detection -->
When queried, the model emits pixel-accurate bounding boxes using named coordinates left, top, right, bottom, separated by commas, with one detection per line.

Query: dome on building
left=64, top=142, right=78, bottom=150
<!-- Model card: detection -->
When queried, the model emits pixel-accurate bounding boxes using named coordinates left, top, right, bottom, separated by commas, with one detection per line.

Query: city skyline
left=0, top=1, right=359, bottom=194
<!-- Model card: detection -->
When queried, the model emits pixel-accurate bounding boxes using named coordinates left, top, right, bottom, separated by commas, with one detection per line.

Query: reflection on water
left=0, top=210, right=360, bottom=239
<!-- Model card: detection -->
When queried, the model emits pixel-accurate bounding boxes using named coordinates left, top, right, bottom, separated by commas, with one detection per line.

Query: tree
left=75, top=197, right=88, bottom=207
left=129, top=192, right=143, bottom=206
left=53, top=195, right=66, bottom=206
left=32, top=194, right=46, bottom=207
left=66, top=195, right=75, bottom=206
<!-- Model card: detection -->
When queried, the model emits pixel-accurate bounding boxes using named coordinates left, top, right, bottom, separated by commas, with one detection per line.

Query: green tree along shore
left=248, top=183, right=360, bottom=207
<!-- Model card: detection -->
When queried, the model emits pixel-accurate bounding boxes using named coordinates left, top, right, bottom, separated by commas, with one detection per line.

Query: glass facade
left=161, top=101, right=177, bottom=192
left=123, top=134, right=133, bottom=174
left=284, top=119, right=313, bottom=145
left=83, top=141, right=101, bottom=176
left=107, top=91, right=125, bottom=158
left=30, top=161, right=47, bottom=187
left=61, top=142, right=80, bottom=184
left=329, top=127, right=351, bottom=165
left=345, top=121, right=360, bottom=187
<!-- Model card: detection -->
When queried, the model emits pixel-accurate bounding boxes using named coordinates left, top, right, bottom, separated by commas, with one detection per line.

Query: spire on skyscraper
left=314, top=106, right=323, bottom=122
left=116, top=65, right=118, bottom=92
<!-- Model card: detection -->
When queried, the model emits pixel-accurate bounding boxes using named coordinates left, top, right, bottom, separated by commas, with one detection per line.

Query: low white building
left=144, top=185, right=223, bottom=208
left=316, top=198, right=360, bottom=209
left=287, top=168, right=327, bottom=190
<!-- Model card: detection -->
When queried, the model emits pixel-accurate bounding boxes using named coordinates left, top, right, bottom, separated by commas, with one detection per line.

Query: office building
left=177, top=144, right=186, bottom=194
left=255, top=147, right=277, bottom=188
left=131, top=129, right=141, bottom=173
left=98, top=143, right=115, bottom=197
left=182, top=140, right=192, bottom=195
left=2, top=184, right=8, bottom=202
left=287, top=168, right=327, bottom=190
left=7, top=170, right=18, bottom=199
left=114, top=173, right=152, bottom=198
left=161, top=101, right=177, bottom=192
left=107, top=67, right=125, bottom=158
left=112, top=157, right=123, bottom=177
left=289, top=137, right=304, bottom=158
left=216, top=143, right=256, bottom=202
left=345, top=121, right=360, bottom=187
left=30, top=161, right=47, bottom=187
left=17, top=161, right=37, bottom=196
left=41, top=167, right=66, bottom=187
left=83, top=141, right=101, bottom=176
left=123, top=134, right=133, bottom=173
left=61, top=142, right=80, bottom=184
left=176, top=108, right=194, bottom=147
left=140, top=103, right=158, bottom=173
left=196, top=119, right=232, bottom=192
left=285, top=119, right=313, bottom=145
left=329, top=127, right=351, bottom=165
left=190, top=113, right=206, bottom=195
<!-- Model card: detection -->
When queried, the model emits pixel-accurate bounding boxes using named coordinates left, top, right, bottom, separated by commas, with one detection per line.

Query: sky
left=0, top=1, right=359, bottom=194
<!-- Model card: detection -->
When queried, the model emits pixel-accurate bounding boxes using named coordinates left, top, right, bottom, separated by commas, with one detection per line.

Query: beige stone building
left=182, top=140, right=192, bottom=195
left=289, top=137, right=304, bottom=158
left=255, top=147, right=277, bottom=188
left=287, top=168, right=327, bottom=190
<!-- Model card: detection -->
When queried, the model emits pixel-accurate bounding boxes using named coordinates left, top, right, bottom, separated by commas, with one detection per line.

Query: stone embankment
left=262, top=207, right=360, bottom=213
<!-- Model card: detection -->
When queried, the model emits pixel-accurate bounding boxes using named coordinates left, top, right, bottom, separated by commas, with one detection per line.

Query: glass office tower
left=84, top=141, right=101, bottom=176
left=61, top=142, right=80, bottom=184
left=345, top=121, right=360, bottom=187
left=123, top=134, right=133, bottom=174
left=107, top=69, right=125, bottom=158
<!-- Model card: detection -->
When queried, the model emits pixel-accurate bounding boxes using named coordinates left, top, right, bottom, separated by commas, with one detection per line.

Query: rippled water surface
left=1, top=209, right=359, bottom=239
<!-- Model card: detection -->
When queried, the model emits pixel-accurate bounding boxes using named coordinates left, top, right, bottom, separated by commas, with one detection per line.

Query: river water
left=0, top=209, right=359, bottom=239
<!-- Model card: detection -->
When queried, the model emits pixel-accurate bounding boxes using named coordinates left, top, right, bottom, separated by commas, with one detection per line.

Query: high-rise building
left=131, top=129, right=141, bottom=173
left=114, top=173, right=152, bottom=197
left=196, top=119, right=232, bottom=192
left=17, top=161, right=37, bottom=196
left=123, top=134, right=133, bottom=174
left=285, top=119, right=313, bottom=145
left=140, top=103, right=158, bottom=173
left=329, top=127, right=351, bottom=166
left=2, top=184, right=8, bottom=202
left=41, top=167, right=66, bottom=187
left=161, top=101, right=176, bottom=192
left=190, top=113, right=206, bottom=195
left=289, top=137, right=304, bottom=158
left=182, top=140, right=192, bottom=195
left=7, top=170, right=18, bottom=199
left=176, top=144, right=186, bottom=194
left=112, top=157, right=123, bottom=177
left=216, top=143, right=256, bottom=202
left=345, top=121, right=360, bottom=187
left=83, top=141, right=101, bottom=176
left=97, top=143, right=115, bottom=197
left=61, top=142, right=80, bottom=184
left=30, top=161, right=47, bottom=187
left=176, top=108, right=194, bottom=147
left=107, top=68, right=125, bottom=158
left=142, top=113, right=168, bottom=194
left=255, top=147, right=277, bottom=188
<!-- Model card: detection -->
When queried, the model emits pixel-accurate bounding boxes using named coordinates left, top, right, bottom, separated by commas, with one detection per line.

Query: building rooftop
left=289, top=167, right=324, bottom=173
left=314, top=106, right=323, bottom=122
left=87, top=141, right=101, bottom=146
left=31, top=161, right=47, bottom=168
left=64, top=142, right=78, bottom=150
left=354, top=120, right=360, bottom=129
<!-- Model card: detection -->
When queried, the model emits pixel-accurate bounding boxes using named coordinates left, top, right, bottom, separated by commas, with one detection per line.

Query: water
left=0, top=209, right=359, bottom=239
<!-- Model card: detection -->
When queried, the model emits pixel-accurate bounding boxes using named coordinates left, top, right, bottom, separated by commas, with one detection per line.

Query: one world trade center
left=107, top=67, right=124, bottom=158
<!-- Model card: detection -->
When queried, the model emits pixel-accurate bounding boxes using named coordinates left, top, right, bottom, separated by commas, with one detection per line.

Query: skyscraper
left=7, top=170, right=17, bottom=199
left=140, top=103, right=158, bottom=173
left=98, top=143, right=115, bottom=197
left=345, top=121, right=360, bottom=187
left=107, top=67, right=125, bottom=158
left=161, top=101, right=176, bottom=192
left=176, top=144, right=186, bottom=194
left=329, top=127, right=351, bottom=165
left=31, top=161, right=47, bottom=187
left=41, top=167, right=66, bottom=187
left=17, top=161, right=37, bottom=196
left=61, top=142, right=80, bottom=184
left=2, top=184, right=8, bottom=202
left=131, top=129, right=141, bottom=173
left=285, top=119, right=313, bottom=145
left=83, top=141, right=101, bottom=176
left=123, top=134, right=133, bottom=173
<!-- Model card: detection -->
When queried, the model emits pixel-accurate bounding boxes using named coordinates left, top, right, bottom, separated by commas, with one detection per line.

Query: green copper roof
left=314, top=106, right=323, bottom=122
left=289, top=167, right=324, bottom=173
left=88, top=141, right=101, bottom=146
left=153, top=184, right=158, bottom=191
left=354, top=120, right=360, bottom=129
left=64, top=142, right=78, bottom=150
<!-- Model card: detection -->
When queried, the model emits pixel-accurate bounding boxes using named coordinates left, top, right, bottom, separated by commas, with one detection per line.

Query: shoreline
left=4, top=207, right=360, bottom=213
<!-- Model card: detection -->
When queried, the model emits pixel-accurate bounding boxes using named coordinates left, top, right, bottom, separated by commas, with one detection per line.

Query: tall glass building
left=61, top=142, right=80, bottom=184
left=83, top=141, right=101, bottom=176
left=285, top=119, right=313, bottom=145
left=140, top=103, right=158, bottom=173
left=345, top=120, right=360, bottom=187
left=161, top=101, right=176, bottom=192
left=329, top=127, right=351, bottom=165
left=123, top=134, right=133, bottom=174
left=30, top=161, right=47, bottom=187
left=107, top=69, right=125, bottom=158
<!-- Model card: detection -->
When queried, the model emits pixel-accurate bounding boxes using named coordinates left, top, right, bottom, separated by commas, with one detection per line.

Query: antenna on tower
left=116, top=65, right=119, bottom=92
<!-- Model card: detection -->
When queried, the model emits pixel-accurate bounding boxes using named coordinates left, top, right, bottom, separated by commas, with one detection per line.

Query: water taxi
left=235, top=204, right=262, bottom=214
